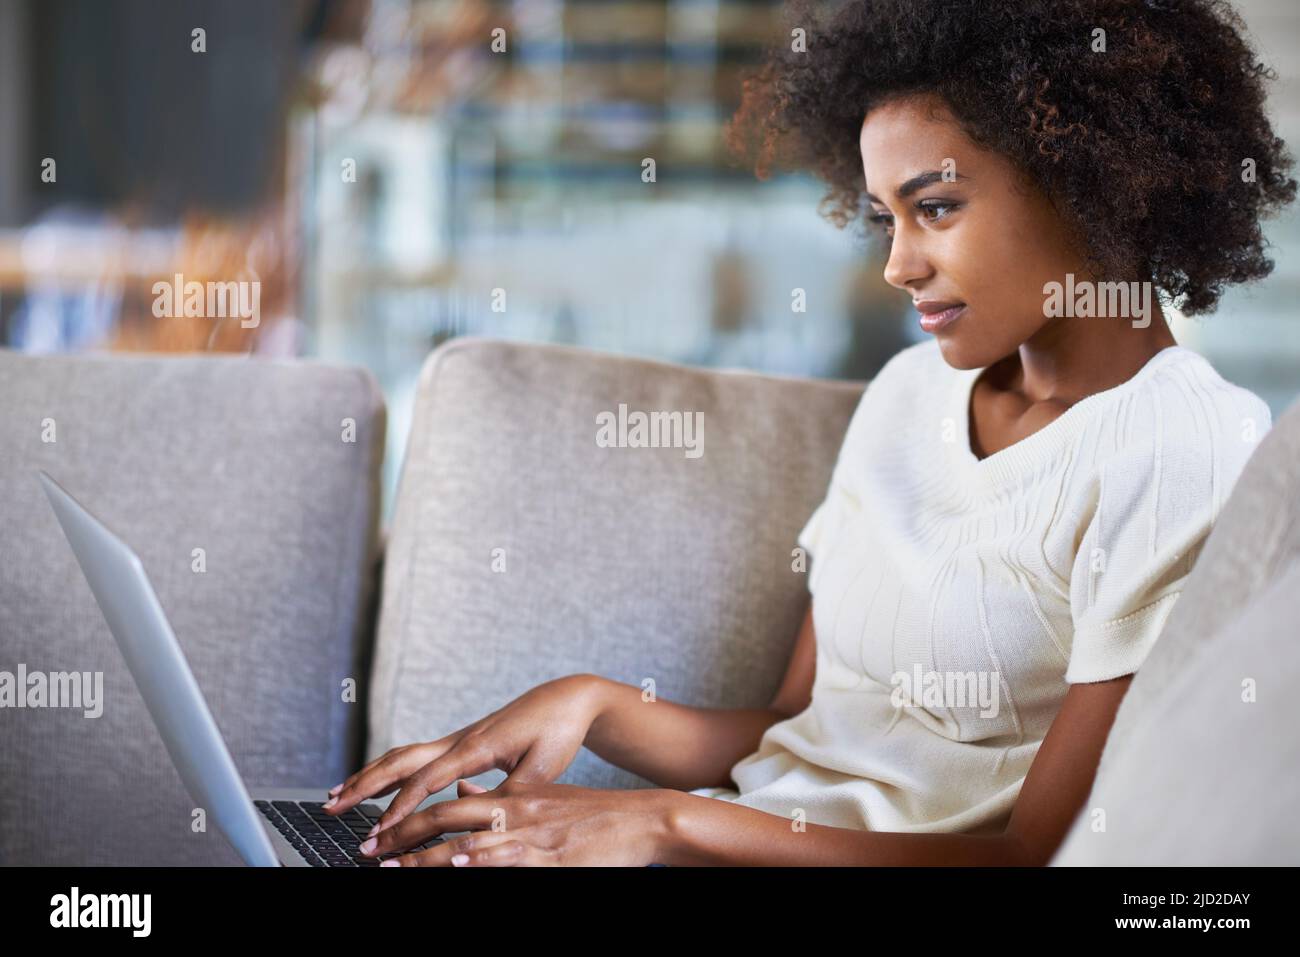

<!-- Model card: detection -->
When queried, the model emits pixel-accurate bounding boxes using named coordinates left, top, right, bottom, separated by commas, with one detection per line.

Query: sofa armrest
left=0, top=349, right=386, bottom=864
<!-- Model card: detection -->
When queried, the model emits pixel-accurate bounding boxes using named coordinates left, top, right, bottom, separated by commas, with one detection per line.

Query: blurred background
left=1, top=0, right=1297, bottom=512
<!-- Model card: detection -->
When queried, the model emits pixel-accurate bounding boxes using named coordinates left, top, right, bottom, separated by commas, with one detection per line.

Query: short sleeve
left=797, top=463, right=866, bottom=595
left=795, top=340, right=926, bottom=592
left=1065, top=393, right=1268, bottom=683
left=795, top=485, right=850, bottom=595
left=796, top=497, right=831, bottom=557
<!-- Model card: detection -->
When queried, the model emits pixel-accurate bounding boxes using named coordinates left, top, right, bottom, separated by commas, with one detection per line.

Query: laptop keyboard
left=256, top=799, right=445, bottom=867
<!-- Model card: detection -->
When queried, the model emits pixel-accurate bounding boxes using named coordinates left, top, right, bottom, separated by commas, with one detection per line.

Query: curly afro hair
left=726, top=0, right=1297, bottom=315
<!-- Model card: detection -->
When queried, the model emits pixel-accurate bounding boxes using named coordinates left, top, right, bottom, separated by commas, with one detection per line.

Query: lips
left=914, top=301, right=966, bottom=334
left=913, top=299, right=963, bottom=314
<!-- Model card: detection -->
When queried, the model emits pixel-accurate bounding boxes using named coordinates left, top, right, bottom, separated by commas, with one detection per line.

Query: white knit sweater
left=691, top=339, right=1271, bottom=834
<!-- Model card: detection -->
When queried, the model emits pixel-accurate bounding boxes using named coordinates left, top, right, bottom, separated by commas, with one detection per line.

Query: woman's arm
left=361, top=620, right=1134, bottom=867
left=582, top=605, right=819, bottom=791
left=654, top=674, right=1134, bottom=865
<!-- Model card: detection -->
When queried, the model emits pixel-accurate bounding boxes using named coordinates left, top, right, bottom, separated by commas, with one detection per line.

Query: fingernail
left=328, top=784, right=343, bottom=796
left=451, top=854, right=469, bottom=866
left=323, top=796, right=337, bottom=809
left=359, top=838, right=377, bottom=855
left=366, top=823, right=379, bottom=838
left=380, top=859, right=400, bottom=867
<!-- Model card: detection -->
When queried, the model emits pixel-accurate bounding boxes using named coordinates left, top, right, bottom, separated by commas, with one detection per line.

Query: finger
left=362, top=797, right=500, bottom=857
left=457, top=779, right=489, bottom=796
left=373, top=742, right=494, bottom=834
left=452, top=839, right=550, bottom=867
left=327, top=755, right=414, bottom=814
left=328, top=743, right=447, bottom=816
left=417, top=830, right=522, bottom=866
left=327, top=747, right=402, bottom=799
left=502, top=743, right=559, bottom=786
left=381, top=832, right=543, bottom=867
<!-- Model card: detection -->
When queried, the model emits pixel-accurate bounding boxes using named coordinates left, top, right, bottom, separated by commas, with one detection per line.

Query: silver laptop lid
left=38, top=470, right=278, bottom=866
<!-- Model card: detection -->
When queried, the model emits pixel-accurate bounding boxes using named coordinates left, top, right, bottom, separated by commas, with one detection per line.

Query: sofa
left=1, top=337, right=1296, bottom=866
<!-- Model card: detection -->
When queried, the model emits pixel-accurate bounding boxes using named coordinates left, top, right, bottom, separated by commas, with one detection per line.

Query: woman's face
left=859, top=93, right=1090, bottom=370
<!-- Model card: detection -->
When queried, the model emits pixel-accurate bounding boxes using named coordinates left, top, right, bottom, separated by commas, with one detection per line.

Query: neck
left=1005, top=307, right=1179, bottom=407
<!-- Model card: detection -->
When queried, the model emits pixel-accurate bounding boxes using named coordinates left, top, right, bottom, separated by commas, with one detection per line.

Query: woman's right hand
left=322, top=674, right=607, bottom=836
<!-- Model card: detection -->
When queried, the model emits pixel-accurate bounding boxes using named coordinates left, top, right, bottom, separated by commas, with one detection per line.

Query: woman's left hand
left=360, top=778, right=676, bottom=866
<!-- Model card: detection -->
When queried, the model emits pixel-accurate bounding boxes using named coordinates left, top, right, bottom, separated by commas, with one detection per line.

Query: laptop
left=38, top=470, right=468, bottom=867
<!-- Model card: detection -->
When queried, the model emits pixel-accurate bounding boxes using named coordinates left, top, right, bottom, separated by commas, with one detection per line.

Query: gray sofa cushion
left=1052, top=397, right=1300, bottom=864
left=1050, top=556, right=1300, bottom=865
left=369, top=337, right=864, bottom=790
left=0, top=349, right=385, bottom=865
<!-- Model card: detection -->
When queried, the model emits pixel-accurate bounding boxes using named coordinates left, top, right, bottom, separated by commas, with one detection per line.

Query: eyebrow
left=864, top=169, right=968, bottom=204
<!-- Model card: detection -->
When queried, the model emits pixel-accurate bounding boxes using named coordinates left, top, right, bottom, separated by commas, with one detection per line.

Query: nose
left=881, top=226, right=932, bottom=291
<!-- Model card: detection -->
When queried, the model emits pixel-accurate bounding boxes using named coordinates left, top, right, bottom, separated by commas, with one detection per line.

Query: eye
left=867, top=200, right=957, bottom=240
left=918, top=200, right=959, bottom=222
left=867, top=211, right=895, bottom=238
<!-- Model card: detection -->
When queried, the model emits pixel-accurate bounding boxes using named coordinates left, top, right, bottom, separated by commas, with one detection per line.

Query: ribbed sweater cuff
left=1065, top=591, right=1182, bottom=683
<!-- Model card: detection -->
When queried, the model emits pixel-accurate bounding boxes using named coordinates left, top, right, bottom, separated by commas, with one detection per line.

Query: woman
left=325, top=0, right=1295, bottom=865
